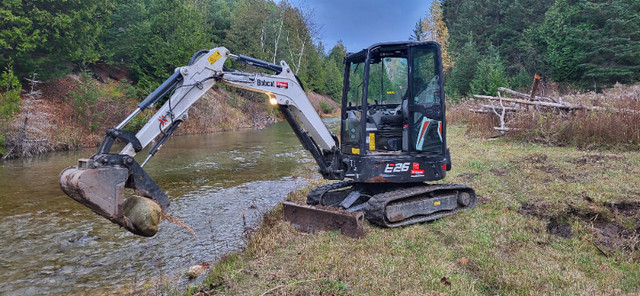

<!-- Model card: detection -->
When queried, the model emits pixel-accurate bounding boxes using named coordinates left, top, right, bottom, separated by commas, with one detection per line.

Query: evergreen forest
left=1, top=0, right=639, bottom=133
left=0, top=0, right=348, bottom=97
left=437, top=0, right=640, bottom=99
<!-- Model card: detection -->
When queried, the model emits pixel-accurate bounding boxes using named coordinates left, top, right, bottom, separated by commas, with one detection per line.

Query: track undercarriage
left=304, top=181, right=476, bottom=228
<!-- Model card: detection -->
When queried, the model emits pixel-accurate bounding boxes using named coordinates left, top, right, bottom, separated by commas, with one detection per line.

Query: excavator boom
left=59, top=47, right=344, bottom=236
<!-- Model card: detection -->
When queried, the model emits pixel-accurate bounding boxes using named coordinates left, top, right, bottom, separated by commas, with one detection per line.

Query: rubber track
left=306, top=180, right=355, bottom=205
left=365, top=183, right=476, bottom=227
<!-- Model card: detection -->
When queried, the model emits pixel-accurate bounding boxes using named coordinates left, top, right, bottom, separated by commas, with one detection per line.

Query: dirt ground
left=513, top=152, right=640, bottom=256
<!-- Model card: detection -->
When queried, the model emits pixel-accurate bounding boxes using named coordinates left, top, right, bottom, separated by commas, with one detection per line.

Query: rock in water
left=185, top=263, right=210, bottom=278
left=123, top=196, right=162, bottom=237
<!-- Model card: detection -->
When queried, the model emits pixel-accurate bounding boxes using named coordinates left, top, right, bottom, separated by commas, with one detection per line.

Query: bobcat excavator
left=59, top=41, right=475, bottom=237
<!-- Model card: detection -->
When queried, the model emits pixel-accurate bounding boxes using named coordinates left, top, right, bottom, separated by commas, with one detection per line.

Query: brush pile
left=452, top=80, right=640, bottom=149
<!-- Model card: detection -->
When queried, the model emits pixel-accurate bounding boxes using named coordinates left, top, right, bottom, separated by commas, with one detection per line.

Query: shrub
left=0, top=63, right=22, bottom=155
left=319, top=101, right=333, bottom=114
left=0, top=62, right=22, bottom=125
left=69, top=72, right=139, bottom=133
left=70, top=73, right=105, bottom=132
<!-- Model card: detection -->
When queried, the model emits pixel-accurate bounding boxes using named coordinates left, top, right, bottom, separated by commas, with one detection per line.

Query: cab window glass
left=347, top=62, right=364, bottom=106
left=412, top=49, right=439, bottom=105
left=367, top=57, right=407, bottom=105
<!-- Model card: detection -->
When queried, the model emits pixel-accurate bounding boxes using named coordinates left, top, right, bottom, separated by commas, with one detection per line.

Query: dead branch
left=476, top=95, right=580, bottom=110
left=489, top=92, right=507, bottom=133
left=493, top=127, right=521, bottom=131
left=469, top=109, right=491, bottom=114
left=497, top=87, right=558, bottom=103
left=480, top=104, right=521, bottom=112
left=476, top=94, right=640, bottom=115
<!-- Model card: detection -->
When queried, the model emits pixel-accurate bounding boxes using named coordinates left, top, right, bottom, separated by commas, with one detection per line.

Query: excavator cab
left=339, top=42, right=450, bottom=183
left=301, top=42, right=474, bottom=230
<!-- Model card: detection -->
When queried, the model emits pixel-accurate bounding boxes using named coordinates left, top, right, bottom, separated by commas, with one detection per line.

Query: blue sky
left=280, top=0, right=432, bottom=53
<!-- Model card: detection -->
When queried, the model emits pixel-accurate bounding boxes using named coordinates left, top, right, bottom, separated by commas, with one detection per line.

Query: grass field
left=185, top=123, right=640, bottom=295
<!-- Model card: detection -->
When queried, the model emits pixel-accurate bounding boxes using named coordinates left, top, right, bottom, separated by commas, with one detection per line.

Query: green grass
left=181, top=123, right=639, bottom=295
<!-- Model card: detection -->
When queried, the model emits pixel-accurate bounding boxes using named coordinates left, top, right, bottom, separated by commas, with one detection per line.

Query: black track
left=306, top=180, right=355, bottom=206
left=306, top=181, right=476, bottom=227
left=365, top=183, right=476, bottom=227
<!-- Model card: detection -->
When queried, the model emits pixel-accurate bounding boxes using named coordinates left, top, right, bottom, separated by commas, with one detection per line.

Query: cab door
left=408, top=43, right=446, bottom=155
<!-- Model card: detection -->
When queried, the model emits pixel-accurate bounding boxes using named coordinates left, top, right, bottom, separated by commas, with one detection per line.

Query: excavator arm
left=59, top=47, right=343, bottom=236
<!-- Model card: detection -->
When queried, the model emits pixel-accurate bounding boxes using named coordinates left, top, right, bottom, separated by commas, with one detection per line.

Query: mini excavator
left=59, top=41, right=475, bottom=237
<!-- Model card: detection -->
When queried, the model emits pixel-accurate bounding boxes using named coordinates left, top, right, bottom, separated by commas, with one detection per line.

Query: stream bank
left=1, top=74, right=340, bottom=159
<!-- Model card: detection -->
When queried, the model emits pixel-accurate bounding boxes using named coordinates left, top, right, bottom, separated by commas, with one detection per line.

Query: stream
left=0, top=121, right=325, bottom=295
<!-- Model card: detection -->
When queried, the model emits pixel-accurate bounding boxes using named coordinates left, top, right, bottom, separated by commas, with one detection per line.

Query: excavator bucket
left=59, top=156, right=167, bottom=237
left=60, top=161, right=129, bottom=220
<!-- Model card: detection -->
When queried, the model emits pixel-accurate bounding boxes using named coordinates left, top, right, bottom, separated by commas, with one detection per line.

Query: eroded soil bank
left=2, top=74, right=339, bottom=158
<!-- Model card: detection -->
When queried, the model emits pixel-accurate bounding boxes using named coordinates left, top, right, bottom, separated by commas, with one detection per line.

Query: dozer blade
left=282, top=201, right=365, bottom=238
left=59, top=156, right=166, bottom=237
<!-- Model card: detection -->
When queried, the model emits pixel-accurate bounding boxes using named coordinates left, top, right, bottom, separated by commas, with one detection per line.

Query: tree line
left=0, top=0, right=347, bottom=98
left=4, top=0, right=638, bottom=117
left=414, top=0, right=640, bottom=100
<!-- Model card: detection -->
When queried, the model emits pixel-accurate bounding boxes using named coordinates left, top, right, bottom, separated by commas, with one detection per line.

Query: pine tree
left=539, top=0, right=583, bottom=83
left=106, top=0, right=209, bottom=92
left=442, top=0, right=638, bottom=89
left=0, top=0, right=115, bottom=80
left=445, top=37, right=479, bottom=100
left=409, top=18, right=425, bottom=41
left=206, top=0, right=235, bottom=46
left=227, top=0, right=269, bottom=60
left=470, top=47, right=510, bottom=96
left=574, top=0, right=640, bottom=86
left=0, top=62, right=21, bottom=125
left=0, top=62, right=21, bottom=155
left=323, top=41, right=347, bottom=101
left=305, top=43, right=327, bottom=93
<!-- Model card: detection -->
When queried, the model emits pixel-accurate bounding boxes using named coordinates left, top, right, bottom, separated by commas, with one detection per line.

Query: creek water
left=0, top=121, right=324, bottom=295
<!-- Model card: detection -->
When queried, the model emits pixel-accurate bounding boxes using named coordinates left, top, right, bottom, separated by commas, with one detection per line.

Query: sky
left=279, top=0, right=432, bottom=53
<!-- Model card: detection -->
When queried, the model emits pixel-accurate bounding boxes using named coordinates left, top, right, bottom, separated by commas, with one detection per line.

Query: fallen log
left=469, top=109, right=491, bottom=114
left=480, top=104, right=521, bottom=112
left=474, top=95, right=575, bottom=109
left=497, top=87, right=558, bottom=103
left=475, top=94, right=640, bottom=115
left=493, top=127, right=521, bottom=131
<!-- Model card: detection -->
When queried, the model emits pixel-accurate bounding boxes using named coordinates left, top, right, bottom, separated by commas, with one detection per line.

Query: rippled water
left=0, top=122, right=320, bottom=295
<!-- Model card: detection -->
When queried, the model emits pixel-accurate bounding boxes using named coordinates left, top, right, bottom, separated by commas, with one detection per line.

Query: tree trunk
left=273, top=15, right=284, bottom=64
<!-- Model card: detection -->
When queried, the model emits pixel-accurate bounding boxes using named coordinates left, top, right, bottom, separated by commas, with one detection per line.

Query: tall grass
left=448, top=84, right=640, bottom=150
